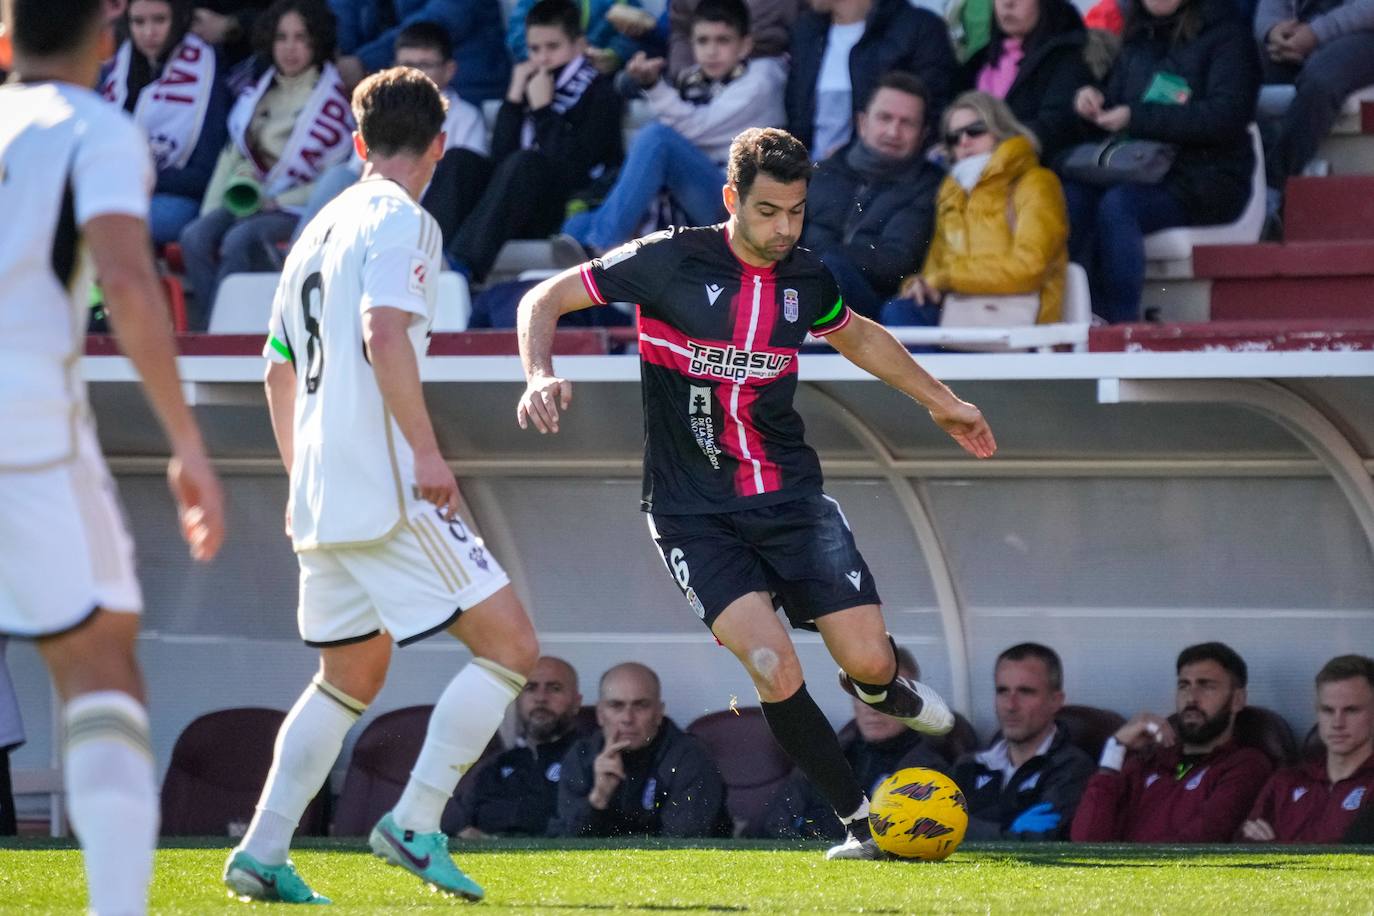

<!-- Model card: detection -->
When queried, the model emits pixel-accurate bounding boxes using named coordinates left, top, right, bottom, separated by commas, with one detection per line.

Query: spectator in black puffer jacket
left=785, top=0, right=957, bottom=159
left=801, top=71, right=944, bottom=320
left=962, top=0, right=1093, bottom=166
left=1063, top=0, right=1259, bottom=323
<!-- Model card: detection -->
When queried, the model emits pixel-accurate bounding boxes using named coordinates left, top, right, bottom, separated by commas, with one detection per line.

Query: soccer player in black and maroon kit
left=515, top=127, right=997, bottom=859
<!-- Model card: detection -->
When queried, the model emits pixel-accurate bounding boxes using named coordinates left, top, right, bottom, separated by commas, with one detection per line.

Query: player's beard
left=736, top=221, right=795, bottom=263
left=1177, top=703, right=1234, bottom=745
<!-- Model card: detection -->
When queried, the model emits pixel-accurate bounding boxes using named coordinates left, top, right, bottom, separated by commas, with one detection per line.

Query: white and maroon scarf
left=100, top=32, right=216, bottom=171
left=226, top=60, right=354, bottom=198
left=520, top=54, right=599, bottom=150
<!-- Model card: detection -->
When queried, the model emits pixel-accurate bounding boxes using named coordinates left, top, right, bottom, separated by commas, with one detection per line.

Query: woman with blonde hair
left=882, top=91, right=1068, bottom=327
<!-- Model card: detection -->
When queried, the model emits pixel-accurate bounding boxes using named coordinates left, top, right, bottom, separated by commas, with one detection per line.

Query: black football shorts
left=647, top=492, right=881, bottom=631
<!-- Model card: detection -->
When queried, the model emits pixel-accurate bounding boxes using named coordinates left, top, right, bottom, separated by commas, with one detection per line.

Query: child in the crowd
left=100, top=0, right=231, bottom=245
left=446, top=0, right=623, bottom=284
left=507, top=0, right=666, bottom=73
left=561, top=0, right=786, bottom=255
left=178, top=0, right=354, bottom=328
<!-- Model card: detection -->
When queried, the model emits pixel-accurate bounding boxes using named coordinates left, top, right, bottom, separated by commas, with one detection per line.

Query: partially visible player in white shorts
left=224, top=67, right=539, bottom=906
left=0, top=427, right=143, bottom=639
left=297, top=504, right=509, bottom=648
left=1, top=2, right=225, bottom=913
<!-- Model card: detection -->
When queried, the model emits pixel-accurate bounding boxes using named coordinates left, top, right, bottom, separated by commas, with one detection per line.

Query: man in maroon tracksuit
left=1240, top=654, right=1374, bottom=844
left=1071, top=642, right=1273, bottom=842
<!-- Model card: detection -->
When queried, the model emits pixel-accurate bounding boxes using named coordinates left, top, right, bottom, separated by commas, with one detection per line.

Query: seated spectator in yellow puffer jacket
left=881, top=90, right=1067, bottom=327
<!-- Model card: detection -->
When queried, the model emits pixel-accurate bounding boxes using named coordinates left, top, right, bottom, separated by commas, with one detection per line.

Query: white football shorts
left=0, top=425, right=142, bottom=638
left=297, top=508, right=510, bottom=647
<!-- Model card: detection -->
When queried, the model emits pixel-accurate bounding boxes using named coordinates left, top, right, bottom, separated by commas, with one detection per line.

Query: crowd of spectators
left=420, top=644, right=1374, bottom=846
left=79, top=0, right=1374, bottom=331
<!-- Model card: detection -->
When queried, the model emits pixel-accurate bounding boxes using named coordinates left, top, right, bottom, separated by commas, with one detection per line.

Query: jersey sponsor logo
left=1344, top=787, right=1366, bottom=811
left=1291, top=786, right=1308, bottom=803
left=705, top=283, right=724, bottom=305
left=642, top=777, right=659, bottom=810
left=409, top=257, right=427, bottom=295
left=783, top=288, right=799, bottom=323
left=546, top=762, right=562, bottom=783
left=845, top=570, right=862, bottom=591
left=1185, top=768, right=1208, bottom=791
left=687, top=341, right=793, bottom=382
left=688, top=385, right=723, bottom=469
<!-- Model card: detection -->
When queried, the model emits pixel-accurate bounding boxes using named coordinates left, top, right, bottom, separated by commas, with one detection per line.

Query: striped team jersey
left=579, top=225, right=852, bottom=515
left=264, top=178, right=443, bottom=550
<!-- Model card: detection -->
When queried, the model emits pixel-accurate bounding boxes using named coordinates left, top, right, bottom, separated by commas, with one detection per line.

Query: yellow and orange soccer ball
left=868, top=767, right=969, bottom=861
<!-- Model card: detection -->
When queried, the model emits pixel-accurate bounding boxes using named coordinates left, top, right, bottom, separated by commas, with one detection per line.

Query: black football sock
left=760, top=683, right=865, bottom=823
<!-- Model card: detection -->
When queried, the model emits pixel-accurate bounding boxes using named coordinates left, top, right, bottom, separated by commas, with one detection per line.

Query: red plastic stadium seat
left=160, top=241, right=185, bottom=275
left=331, top=705, right=502, bottom=836
left=160, top=275, right=188, bottom=333
left=687, top=707, right=792, bottom=836
left=1058, top=705, right=1127, bottom=759
left=160, top=707, right=329, bottom=836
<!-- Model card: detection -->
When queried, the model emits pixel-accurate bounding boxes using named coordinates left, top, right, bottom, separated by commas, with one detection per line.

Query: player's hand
left=526, top=67, right=556, bottom=109
left=1074, top=86, right=1105, bottom=121
left=167, top=449, right=224, bottom=562
left=930, top=399, right=997, bottom=459
left=191, top=8, right=235, bottom=44
left=625, top=52, right=667, bottom=88
left=589, top=738, right=631, bottom=809
left=1115, top=712, right=1176, bottom=752
left=1275, top=22, right=1318, bottom=61
left=1240, top=818, right=1277, bottom=842
left=606, top=4, right=658, bottom=37
left=903, top=276, right=941, bottom=305
left=414, top=449, right=461, bottom=520
left=518, top=375, right=573, bottom=434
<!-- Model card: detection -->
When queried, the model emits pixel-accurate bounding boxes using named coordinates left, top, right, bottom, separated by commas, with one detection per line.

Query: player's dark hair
left=526, top=0, right=583, bottom=39
left=352, top=66, right=448, bottom=157
left=864, top=70, right=930, bottom=116
left=997, top=643, right=1064, bottom=692
left=1316, top=655, right=1374, bottom=690
left=394, top=20, right=453, bottom=60
left=253, top=0, right=337, bottom=70
left=1177, top=641, right=1248, bottom=689
left=691, top=0, right=750, bottom=37
left=12, top=0, right=103, bottom=57
left=727, top=127, right=812, bottom=202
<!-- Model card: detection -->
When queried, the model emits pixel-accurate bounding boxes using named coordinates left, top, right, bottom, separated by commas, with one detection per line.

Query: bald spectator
left=1241, top=655, right=1374, bottom=844
left=758, top=647, right=947, bottom=839
left=954, top=643, right=1094, bottom=840
left=1071, top=642, right=1273, bottom=843
left=451, top=656, right=584, bottom=838
left=551, top=662, right=729, bottom=838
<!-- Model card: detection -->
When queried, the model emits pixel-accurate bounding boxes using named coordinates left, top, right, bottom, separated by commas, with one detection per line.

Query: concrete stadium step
left=1283, top=176, right=1374, bottom=241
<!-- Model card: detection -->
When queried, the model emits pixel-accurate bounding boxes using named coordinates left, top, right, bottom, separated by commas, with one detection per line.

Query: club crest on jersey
left=687, top=341, right=792, bottom=382
left=408, top=257, right=427, bottom=295
left=783, top=288, right=799, bottom=323
left=1344, top=787, right=1366, bottom=811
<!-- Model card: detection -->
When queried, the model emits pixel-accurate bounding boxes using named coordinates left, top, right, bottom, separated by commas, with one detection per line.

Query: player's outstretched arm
left=516, top=267, right=598, bottom=434
left=264, top=360, right=296, bottom=472
left=86, top=214, right=225, bottom=560
left=825, top=313, right=997, bottom=459
left=363, top=305, right=461, bottom=519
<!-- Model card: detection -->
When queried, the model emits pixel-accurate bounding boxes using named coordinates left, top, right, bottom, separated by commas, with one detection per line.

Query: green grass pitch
left=1, top=838, right=1372, bottom=914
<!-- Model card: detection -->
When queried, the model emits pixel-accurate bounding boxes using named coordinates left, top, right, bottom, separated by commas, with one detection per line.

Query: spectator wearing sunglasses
left=881, top=90, right=1067, bottom=326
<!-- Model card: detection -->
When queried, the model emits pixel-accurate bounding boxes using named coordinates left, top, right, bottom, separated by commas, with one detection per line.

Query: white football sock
left=64, top=690, right=158, bottom=916
left=240, top=676, right=363, bottom=865
left=392, top=659, right=525, bottom=834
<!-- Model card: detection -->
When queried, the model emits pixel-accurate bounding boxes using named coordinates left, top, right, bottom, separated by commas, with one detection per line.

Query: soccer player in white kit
left=223, top=67, right=539, bottom=904
left=0, top=0, right=226, bottom=913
